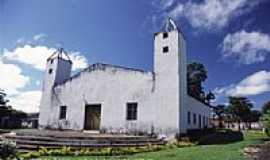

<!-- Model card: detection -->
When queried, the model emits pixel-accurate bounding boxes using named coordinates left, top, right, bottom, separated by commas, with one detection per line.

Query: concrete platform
left=2, top=129, right=166, bottom=152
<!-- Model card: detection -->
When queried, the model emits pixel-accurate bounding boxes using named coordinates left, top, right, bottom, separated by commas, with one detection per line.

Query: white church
left=39, top=18, right=211, bottom=138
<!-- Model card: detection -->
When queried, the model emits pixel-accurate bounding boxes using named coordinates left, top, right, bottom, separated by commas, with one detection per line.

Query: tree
left=262, top=101, right=270, bottom=114
left=227, top=97, right=253, bottom=131
left=0, top=89, right=9, bottom=106
left=261, top=110, right=270, bottom=137
left=243, top=110, right=261, bottom=129
left=205, top=91, right=215, bottom=105
left=213, top=104, right=226, bottom=128
left=0, top=89, right=27, bottom=129
left=187, top=62, right=207, bottom=101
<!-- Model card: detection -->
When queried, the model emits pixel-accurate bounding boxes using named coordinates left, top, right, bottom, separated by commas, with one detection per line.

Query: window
left=163, top=46, right=169, bottom=53
left=126, top=103, right=137, bottom=120
left=187, top=111, right=191, bottom=124
left=193, top=113, right=196, bottom=125
left=199, top=114, right=202, bottom=128
left=163, top=32, right=168, bottom=39
left=48, top=68, right=53, bottom=74
left=203, top=116, right=206, bottom=127
left=50, top=59, right=54, bottom=64
left=59, top=106, right=67, bottom=120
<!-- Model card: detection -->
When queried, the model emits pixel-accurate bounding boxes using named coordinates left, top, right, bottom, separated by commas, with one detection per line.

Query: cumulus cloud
left=2, top=45, right=88, bottom=71
left=8, top=90, right=42, bottom=113
left=16, top=38, right=25, bottom=44
left=154, top=0, right=264, bottom=30
left=0, top=60, right=30, bottom=95
left=214, top=70, right=270, bottom=97
left=33, top=33, right=47, bottom=41
left=221, top=30, right=270, bottom=64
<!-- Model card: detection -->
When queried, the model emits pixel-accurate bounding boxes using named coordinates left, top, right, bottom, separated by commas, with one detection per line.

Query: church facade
left=39, top=19, right=211, bottom=138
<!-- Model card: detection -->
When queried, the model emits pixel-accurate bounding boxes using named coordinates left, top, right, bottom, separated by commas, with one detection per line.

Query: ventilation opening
left=163, top=32, right=168, bottom=39
left=163, top=46, right=169, bottom=53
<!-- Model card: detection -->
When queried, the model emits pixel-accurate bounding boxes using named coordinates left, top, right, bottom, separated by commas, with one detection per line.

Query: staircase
left=2, top=130, right=165, bottom=152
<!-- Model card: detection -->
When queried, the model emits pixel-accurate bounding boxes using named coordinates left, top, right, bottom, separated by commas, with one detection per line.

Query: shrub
left=0, top=140, right=17, bottom=160
left=198, top=130, right=243, bottom=145
left=20, top=144, right=167, bottom=159
left=261, top=110, right=270, bottom=137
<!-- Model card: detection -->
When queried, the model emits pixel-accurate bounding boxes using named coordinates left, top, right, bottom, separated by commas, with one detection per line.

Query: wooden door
left=84, top=104, right=101, bottom=130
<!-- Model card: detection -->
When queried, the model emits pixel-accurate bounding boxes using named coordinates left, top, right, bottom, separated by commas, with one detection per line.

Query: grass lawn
left=38, top=131, right=266, bottom=160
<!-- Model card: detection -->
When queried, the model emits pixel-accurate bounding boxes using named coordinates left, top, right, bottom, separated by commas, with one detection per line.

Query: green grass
left=38, top=131, right=267, bottom=160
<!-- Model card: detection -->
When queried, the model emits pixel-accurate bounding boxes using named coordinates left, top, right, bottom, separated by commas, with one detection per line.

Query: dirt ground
left=244, top=140, right=270, bottom=160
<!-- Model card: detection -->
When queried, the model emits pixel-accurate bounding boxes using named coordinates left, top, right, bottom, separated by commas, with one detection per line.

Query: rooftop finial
left=47, top=48, right=72, bottom=63
left=163, top=17, right=178, bottom=32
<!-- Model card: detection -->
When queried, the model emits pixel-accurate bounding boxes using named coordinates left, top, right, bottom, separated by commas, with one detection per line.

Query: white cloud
left=16, top=38, right=25, bottom=44
left=152, top=0, right=174, bottom=10
left=0, top=60, right=30, bottom=95
left=156, top=0, right=263, bottom=30
left=33, top=33, right=47, bottom=41
left=214, top=70, right=270, bottom=97
left=8, top=90, right=42, bottom=113
left=3, top=45, right=88, bottom=71
left=160, top=0, right=174, bottom=9
left=221, top=30, right=270, bottom=64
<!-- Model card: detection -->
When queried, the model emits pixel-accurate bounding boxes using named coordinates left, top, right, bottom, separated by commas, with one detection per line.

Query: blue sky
left=0, top=0, right=270, bottom=112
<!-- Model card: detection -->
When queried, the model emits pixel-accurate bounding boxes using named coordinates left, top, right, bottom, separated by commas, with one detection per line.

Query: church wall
left=186, top=96, right=212, bottom=130
left=47, top=65, right=157, bottom=134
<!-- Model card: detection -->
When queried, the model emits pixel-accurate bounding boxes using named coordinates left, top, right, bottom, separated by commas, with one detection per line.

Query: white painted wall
left=40, top=64, right=157, bottom=133
left=154, top=30, right=180, bottom=136
left=39, top=58, right=71, bottom=127
left=186, top=96, right=212, bottom=129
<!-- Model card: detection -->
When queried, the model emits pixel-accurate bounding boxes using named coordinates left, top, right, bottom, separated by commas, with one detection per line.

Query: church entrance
left=84, top=104, right=101, bottom=130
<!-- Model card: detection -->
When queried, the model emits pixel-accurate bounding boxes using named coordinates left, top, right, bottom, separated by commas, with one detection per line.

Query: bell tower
left=154, top=18, right=187, bottom=136
left=39, top=48, right=72, bottom=127
left=42, top=48, right=72, bottom=90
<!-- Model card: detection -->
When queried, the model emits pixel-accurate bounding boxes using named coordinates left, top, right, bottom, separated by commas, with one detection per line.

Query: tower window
left=50, top=59, right=54, bottom=64
left=48, top=68, right=53, bottom=74
left=163, top=32, right=168, bottom=39
left=59, top=106, right=67, bottom=120
left=126, top=102, right=137, bottom=120
left=163, top=46, right=169, bottom=53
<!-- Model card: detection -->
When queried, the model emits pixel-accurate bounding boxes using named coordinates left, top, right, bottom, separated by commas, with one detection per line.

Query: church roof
left=55, top=63, right=153, bottom=87
left=156, top=17, right=186, bottom=39
left=82, top=63, right=151, bottom=74
left=162, top=17, right=179, bottom=32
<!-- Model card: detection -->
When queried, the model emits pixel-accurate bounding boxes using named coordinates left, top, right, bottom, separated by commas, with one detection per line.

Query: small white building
left=39, top=18, right=211, bottom=138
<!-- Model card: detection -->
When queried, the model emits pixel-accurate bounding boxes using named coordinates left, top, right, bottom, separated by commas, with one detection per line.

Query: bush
left=265, top=128, right=270, bottom=137
left=198, top=130, right=243, bottom=145
left=261, top=111, right=270, bottom=137
left=0, top=140, right=17, bottom=160
left=20, top=144, right=167, bottom=159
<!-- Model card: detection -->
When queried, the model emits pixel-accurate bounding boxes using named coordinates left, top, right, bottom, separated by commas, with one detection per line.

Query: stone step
left=3, top=131, right=166, bottom=152
left=5, top=135, right=151, bottom=141
left=16, top=141, right=165, bottom=151
left=12, top=139, right=162, bottom=146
